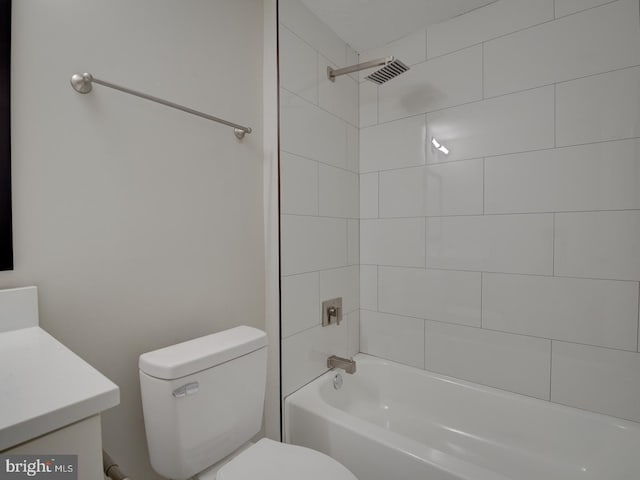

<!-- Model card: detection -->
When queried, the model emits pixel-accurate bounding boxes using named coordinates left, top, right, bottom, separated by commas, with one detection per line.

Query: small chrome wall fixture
left=322, top=297, right=343, bottom=326
left=70, top=72, right=252, bottom=139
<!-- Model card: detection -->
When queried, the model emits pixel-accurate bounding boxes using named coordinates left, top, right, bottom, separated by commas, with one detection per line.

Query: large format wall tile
left=426, top=87, right=554, bottom=163
left=280, top=89, right=348, bottom=169
left=427, top=0, right=554, bottom=58
left=360, top=310, right=425, bottom=368
left=556, top=67, right=640, bottom=146
left=361, top=218, right=426, bottom=267
left=319, top=265, right=359, bottom=314
left=427, top=214, right=554, bottom=274
left=551, top=342, right=640, bottom=422
left=424, top=160, right=484, bottom=217
left=279, top=0, right=346, bottom=66
left=281, top=215, right=347, bottom=275
left=425, top=321, right=551, bottom=399
left=554, top=0, right=617, bottom=18
left=378, top=166, right=426, bottom=218
left=377, top=45, right=482, bottom=123
left=485, top=140, right=640, bottom=214
left=319, top=164, right=358, bottom=218
left=360, top=81, right=378, bottom=128
left=483, top=273, right=639, bottom=350
left=484, top=0, right=640, bottom=97
left=359, top=173, right=379, bottom=219
left=282, top=322, right=348, bottom=396
left=555, top=211, right=640, bottom=281
left=279, top=26, right=318, bottom=104
left=319, top=55, right=358, bottom=126
left=280, top=152, right=318, bottom=215
left=360, top=115, right=426, bottom=172
left=378, top=267, right=481, bottom=326
left=281, top=272, right=320, bottom=338
left=360, top=265, right=377, bottom=310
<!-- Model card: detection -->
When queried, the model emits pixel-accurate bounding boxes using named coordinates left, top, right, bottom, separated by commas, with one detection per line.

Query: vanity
left=0, top=287, right=119, bottom=480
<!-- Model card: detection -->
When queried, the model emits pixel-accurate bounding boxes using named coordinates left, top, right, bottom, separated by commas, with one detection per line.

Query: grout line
left=376, top=265, right=379, bottom=312
left=356, top=208, right=640, bottom=219
left=552, top=213, right=556, bottom=276
left=281, top=86, right=360, bottom=129
left=421, top=0, right=620, bottom=63
left=316, top=160, right=320, bottom=216
left=553, top=84, right=557, bottom=148
left=424, top=217, right=428, bottom=268
left=482, top=158, right=486, bottom=215
left=281, top=148, right=357, bottom=174
left=553, top=0, right=556, bottom=19
left=357, top=63, right=640, bottom=131
left=480, top=272, right=483, bottom=328
left=361, top=136, right=640, bottom=173
left=549, top=341, right=553, bottom=400
left=353, top=264, right=639, bottom=284
left=481, top=42, right=485, bottom=99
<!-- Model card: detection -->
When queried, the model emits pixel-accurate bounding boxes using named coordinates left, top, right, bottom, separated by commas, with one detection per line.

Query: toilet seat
left=214, top=438, right=357, bottom=480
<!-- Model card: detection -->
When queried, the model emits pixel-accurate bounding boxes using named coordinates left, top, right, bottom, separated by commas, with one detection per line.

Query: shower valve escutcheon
left=322, top=297, right=342, bottom=326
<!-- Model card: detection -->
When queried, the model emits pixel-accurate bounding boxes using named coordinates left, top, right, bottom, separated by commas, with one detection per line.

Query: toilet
left=139, top=326, right=357, bottom=480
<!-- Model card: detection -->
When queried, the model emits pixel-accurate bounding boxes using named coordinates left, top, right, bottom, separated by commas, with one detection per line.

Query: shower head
left=327, top=56, right=410, bottom=85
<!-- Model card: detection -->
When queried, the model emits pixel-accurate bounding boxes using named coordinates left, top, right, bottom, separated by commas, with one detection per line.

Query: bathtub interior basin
left=285, top=353, right=640, bottom=480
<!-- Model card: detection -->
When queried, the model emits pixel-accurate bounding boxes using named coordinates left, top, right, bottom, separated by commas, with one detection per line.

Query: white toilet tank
left=139, top=326, right=267, bottom=480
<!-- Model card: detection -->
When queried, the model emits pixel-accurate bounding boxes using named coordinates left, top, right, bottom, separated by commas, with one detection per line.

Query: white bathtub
left=285, top=354, right=640, bottom=480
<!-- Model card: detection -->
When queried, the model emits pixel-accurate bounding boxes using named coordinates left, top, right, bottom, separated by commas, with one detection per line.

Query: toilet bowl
left=139, top=326, right=357, bottom=480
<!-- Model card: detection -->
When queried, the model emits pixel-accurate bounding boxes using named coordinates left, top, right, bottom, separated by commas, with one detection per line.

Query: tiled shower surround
left=281, top=0, right=640, bottom=423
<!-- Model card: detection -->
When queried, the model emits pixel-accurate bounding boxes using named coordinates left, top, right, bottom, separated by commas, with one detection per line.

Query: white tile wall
left=282, top=321, right=348, bottom=396
left=485, top=140, right=640, bottom=214
left=426, top=0, right=554, bottom=58
left=319, top=55, right=358, bottom=126
left=483, top=0, right=640, bottom=97
left=377, top=45, right=483, bottom=123
left=282, top=0, right=640, bottom=423
left=424, top=160, right=484, bottom=217
left=426, top=87, right=554, bottom=163
left=281, top=272, right=320, bottom=338
left=279, top=26, right=318, bottom=104
left=378, top=167, right=425, bottom=218
left=555, top=211, right=640, bottom=281
left=347, top=219, right=359, bottom=265
left=319, top=164, right=358, bottom=218
left=279, top=0, right=347, bottom=66
left=359, top=172, right=378, bottom=219
left=319, top=265, right=359, bottom=314
left=483, top=273, right=639, bottom=350
left=279, top=1, right=357, bottom=400
left=360, top=310, right=425, bottom=368
left=425, top=321, right=551, bottom=399
left=378, top=267, right=481, bottom=327
left=551, top=341, right=640, bottom=422
left=360, top=115, right=426, bottom=172
left=361, top=218, right=426, bottom=267
left=280, top=89, right=348, bottom=169
left=360, top=265, right=377, bottom=311
left=426, top=214, right=554, bottom=274
left=554, top=0, right=617, bottom=18
left=281, top=215, right=348, bottom=275
left=359, top=81, right=378, bottom=128
left=556, top=66, right=640, bottom=146
left=280, top=152, right=318, bottom=215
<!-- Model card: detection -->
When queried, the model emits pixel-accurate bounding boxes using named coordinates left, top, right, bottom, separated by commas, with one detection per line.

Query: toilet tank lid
left=139, top=326, right=267, bottom=380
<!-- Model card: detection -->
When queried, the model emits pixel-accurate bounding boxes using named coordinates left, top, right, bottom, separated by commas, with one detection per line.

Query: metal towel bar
left=70, top=72, right=252, bottom=139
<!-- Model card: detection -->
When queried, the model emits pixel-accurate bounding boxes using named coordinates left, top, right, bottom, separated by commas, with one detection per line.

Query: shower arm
left=327, top=56, right=395, bottom=82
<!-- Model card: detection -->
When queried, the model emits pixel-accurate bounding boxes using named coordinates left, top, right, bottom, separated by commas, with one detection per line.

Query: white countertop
left=0, top=326, right=120, bottom=450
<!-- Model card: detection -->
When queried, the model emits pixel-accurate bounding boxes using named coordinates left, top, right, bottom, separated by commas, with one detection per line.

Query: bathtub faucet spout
left=327, top=355, right=356, bottom=374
